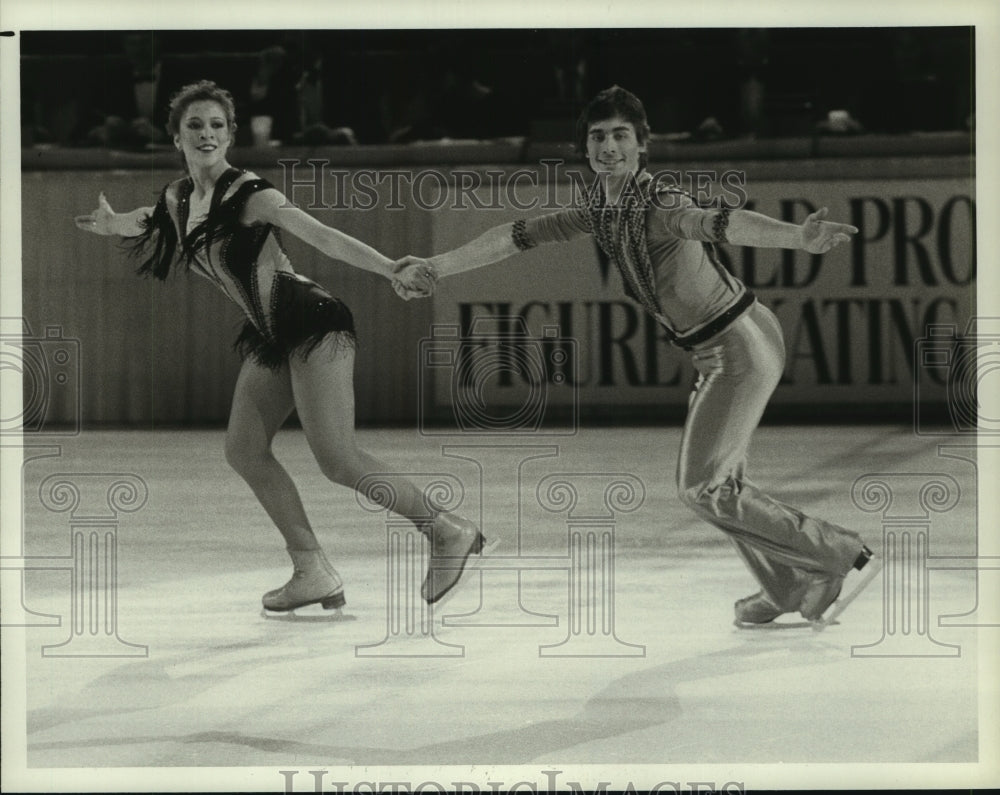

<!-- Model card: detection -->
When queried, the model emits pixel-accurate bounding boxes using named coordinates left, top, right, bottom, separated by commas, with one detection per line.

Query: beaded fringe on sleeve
left=511, top=219, right=536, bottom=251
left=712, top=207, right=731, bottom=243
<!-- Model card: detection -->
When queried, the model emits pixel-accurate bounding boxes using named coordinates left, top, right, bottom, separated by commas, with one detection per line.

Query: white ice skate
left=805, top=547, right=883, bottom=632
left=422, top=512, right=496, bottom=605
left=261, top=547, right=352, bottom=622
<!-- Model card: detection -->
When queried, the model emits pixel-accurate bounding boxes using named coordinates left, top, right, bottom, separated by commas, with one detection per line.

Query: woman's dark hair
left=575, top=85, right=651, bottom=170
left=166, top=80, right=238, bottom=138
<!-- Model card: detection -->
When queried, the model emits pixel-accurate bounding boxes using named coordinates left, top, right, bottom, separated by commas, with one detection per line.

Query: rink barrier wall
left=17, top=142, right=974, bottom=427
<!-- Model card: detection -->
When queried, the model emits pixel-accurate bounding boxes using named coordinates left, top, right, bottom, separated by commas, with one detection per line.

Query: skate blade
left=480, top=535, right=502, bottom=557
left=261, top=605, right=357, bottom=623
left=811, top=554, right=884, bottom=632
left=734, top=618, right=832, bottom=631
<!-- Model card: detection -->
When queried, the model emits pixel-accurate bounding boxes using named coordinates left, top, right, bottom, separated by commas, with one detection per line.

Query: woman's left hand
left=800, top=207, right=858, bottom=254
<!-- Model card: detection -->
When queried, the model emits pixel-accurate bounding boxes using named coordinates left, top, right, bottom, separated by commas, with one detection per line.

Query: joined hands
left=392, top=255, right=439, bottom=300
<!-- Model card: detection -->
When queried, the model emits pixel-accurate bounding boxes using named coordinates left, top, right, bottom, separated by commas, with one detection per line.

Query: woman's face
left=174, top=100, right=233, bottom=167
left=585, top=115, right=646, bottom=178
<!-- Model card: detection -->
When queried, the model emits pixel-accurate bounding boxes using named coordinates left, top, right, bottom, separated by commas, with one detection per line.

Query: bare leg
left=290, top=338, right=484, bottom=603
left=225, top=358, right=319, bottom=551
left=226, top=358, right=347, bottom=612
left=288, top=337, right=436, bottom=524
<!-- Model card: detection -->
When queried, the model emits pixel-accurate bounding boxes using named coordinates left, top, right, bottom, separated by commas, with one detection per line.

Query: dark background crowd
left=20, top=28, right=973, bottom=150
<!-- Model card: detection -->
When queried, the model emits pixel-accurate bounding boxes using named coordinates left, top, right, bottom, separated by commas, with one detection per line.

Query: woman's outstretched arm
left=74, top=193, right=153, bottom=237
left=246, top=188, right=396, bottom=275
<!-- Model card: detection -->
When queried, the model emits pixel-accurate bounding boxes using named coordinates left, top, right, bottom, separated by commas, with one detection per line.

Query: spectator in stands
left=735, top=28, right=769, bottom=139
left=293, top=46, right=358, bottom=146
left=86, top=33, right=169, bottom=150
left=246, top=45, right=300, bottom=146
left=386, top=62, right=502, bottom=143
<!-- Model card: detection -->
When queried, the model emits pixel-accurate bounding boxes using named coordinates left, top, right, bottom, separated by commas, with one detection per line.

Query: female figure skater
left=75, top=80, right=482, bottom=613
left=394, top=86, right=880, bottom=629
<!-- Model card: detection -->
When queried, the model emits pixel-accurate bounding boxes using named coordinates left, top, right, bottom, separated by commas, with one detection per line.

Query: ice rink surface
left=3, top=425, right=998, bottom=791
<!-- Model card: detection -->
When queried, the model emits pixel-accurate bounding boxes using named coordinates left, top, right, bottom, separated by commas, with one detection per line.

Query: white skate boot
left=421, top=512, right=493, bottom=605
left=262, top=547, right=346, bottom=616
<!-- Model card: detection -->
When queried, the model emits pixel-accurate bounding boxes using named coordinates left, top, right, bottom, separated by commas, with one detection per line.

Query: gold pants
left=676, top=301, right=865, bottom=609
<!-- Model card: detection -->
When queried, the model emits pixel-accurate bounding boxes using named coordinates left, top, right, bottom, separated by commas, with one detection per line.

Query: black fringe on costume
left=233, top=272, right=357, bottom=370
left=181, top=178, right=269, bottom=267
left=124, top=173, right=263, bottom=280
left=126, top=191, right=178, bottom=280
left=123, top=170, right=358, bottom=370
